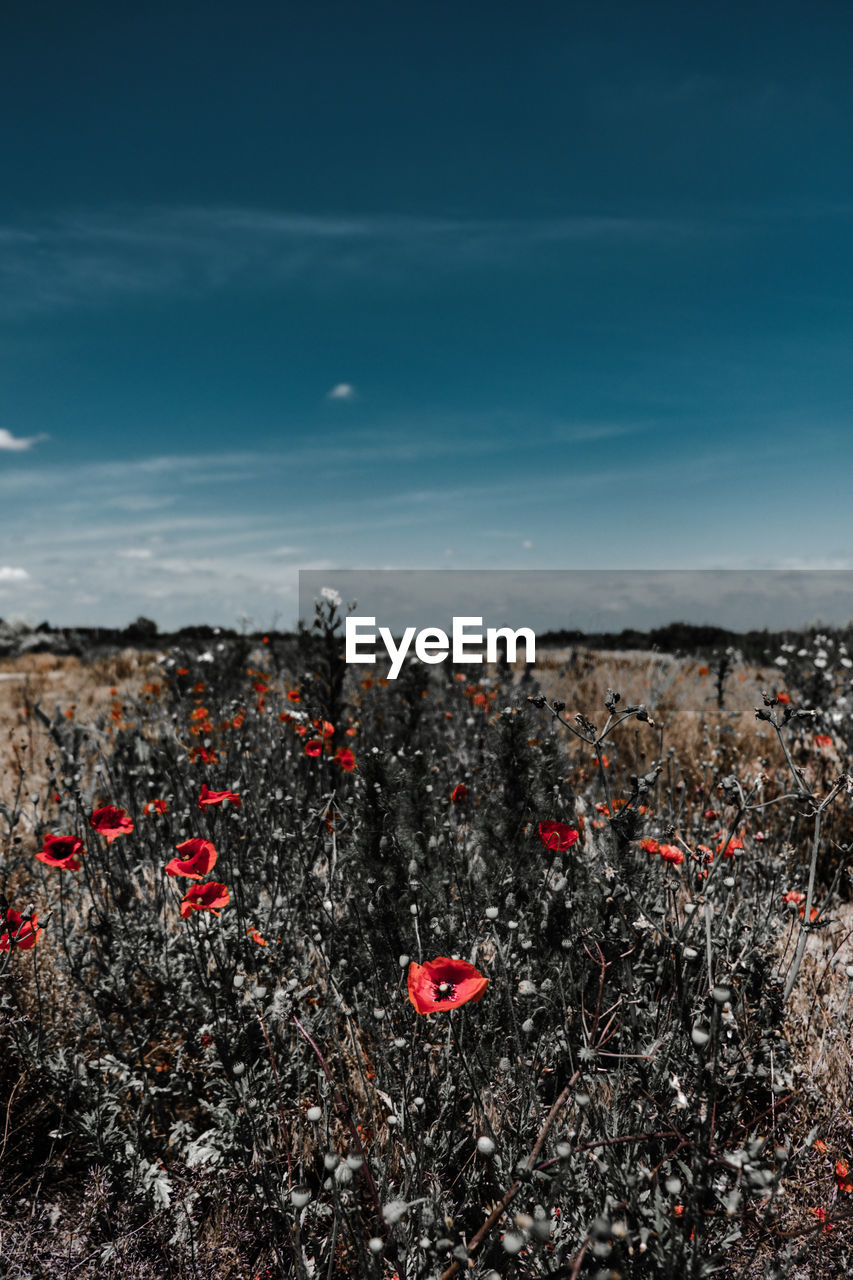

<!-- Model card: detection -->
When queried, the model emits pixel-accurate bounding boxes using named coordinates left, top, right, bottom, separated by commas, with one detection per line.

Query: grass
left=1, top=605, right=852, bottom=1279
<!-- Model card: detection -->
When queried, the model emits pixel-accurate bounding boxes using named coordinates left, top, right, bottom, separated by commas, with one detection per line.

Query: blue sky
left=2, top=0, right=853, bottom=630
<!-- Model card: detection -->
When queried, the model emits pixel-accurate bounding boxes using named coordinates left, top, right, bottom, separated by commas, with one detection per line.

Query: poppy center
left=434, top=981, right=457, bottom=1000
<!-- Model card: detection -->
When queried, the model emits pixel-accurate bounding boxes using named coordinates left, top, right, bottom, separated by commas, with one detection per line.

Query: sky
left=2, top=0, right=853, bottom=631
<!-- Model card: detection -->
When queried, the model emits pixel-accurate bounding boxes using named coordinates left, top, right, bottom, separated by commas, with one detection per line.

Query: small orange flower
left=659, top=843, right=684, bottom=866
left=715, top=835, right=744, bottom=858
left=640, top=837, right=660, bottom=854
left=246, top=926, right=268, bottom=946
left=813, top=1138, right=828, bottom=1154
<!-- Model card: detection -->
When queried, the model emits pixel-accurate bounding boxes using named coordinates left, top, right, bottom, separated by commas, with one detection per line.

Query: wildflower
left=812, top=1206, right=833, bottom=1232
left=0, top=908, right=41, bottom=951
left=776, top=692, right=791, bottom=704
left=450, top=784, right=468, bottom=803
left=287, top=690, right=301, bottom=703
left=407, top=957, right=489, bottom=1014
left=180, top=882, right=230, bottom=919
left=91, top=805, right=134, bottom=844
left=836, top=1159, right=852, bottom=1192
left=783, top=889, right=805, bottom=907
left=36, top=834, right=82, bottom=871
left=815, top=734, right=834, bottom=750
left=198, top=785, right=241, bottom=809
left=659, top=844, right=684, bottom=866
left=715, top=835, right=744, bottom=857
left=640, top=837, right=660, bottom=854
left=592, top=755, right=610, bottom=768
left=144, top=798, right=168, bottom=816
left=314, top=719, right=335, bottom=739
left=538, top=821, right=579, bottom=851
left=165, top=838, right=218, bottom=879
left=334, top=747, right=356, bottom=771
left=247, top=926, right=268, bottom=946
left=703, top=808, right=719, bottom=821
left=698, top=666, right=710, bottom=677
left=304, top=739, right=323, bottom=758
left=814, top=1138, right=828, bottom=1154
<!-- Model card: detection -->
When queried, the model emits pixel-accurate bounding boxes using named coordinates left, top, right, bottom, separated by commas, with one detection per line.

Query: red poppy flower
left=703, top=809, right=719, bottom=821
left=180, top=882, right=230, bottom=919
left=198, top=785, right=241, bottom=809
left=640, top=837, right=660, bottom=854
left=334, top=747, right=356, bottom=771
left=407, top=957, right=489, bottom=1014
left=287, top=690, right=301, bottom=703
left=0, top=908, right=41, bottom=951
left=776, top=692, right=791, bottom=704
left=538, top=820, right=579, bottom=851
left=144, top=798, right=168, bottom=816
left=246, top=926, right=268, bottom=946
left=450, top=784, right=468, bottom=803
left=592, top=755, right=610, bottom=768
left=304, top=739, right=323, bottom=758
left=165, top=838, right=218, bottom=880
left=659, top=844, right=684, bottom=865
left=698, top=666, right=710, bottom=677
left=313, top=719, right=335, bottom=739
left=716, top=835, right=744, bottom=857
left=36, top=834, right=82, bottom=871
left=91, top=805, right=134, bottom=844
left=815, top=734, right=834, bottom=750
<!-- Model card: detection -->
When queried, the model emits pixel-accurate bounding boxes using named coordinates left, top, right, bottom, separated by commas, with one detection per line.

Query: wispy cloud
left=0, top=205, right=716, bottom=316
left=0, top=566, right=29, bottom=581
left=0, top=427, right=46, bottom=451
left=327, top=383, right=356, bottom=401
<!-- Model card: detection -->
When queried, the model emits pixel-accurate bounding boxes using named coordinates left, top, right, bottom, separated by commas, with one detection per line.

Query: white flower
left=320, top=587, right=342, bottom=607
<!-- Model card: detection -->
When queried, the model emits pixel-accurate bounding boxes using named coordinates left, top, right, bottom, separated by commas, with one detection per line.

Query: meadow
left=1, top=600, right=852, bottom=1279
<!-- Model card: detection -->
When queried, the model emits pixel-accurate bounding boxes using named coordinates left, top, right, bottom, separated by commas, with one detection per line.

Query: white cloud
left=0, top=428, right=45, bottom=452
left=327, top=383, right=356, bottom=401
left=0, top=566, right=29, bottom=581
left=117, top=548, right=153, bottom=559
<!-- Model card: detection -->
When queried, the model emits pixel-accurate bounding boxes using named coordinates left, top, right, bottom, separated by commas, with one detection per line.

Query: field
left=1, top=603, right=852, bottom=1279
